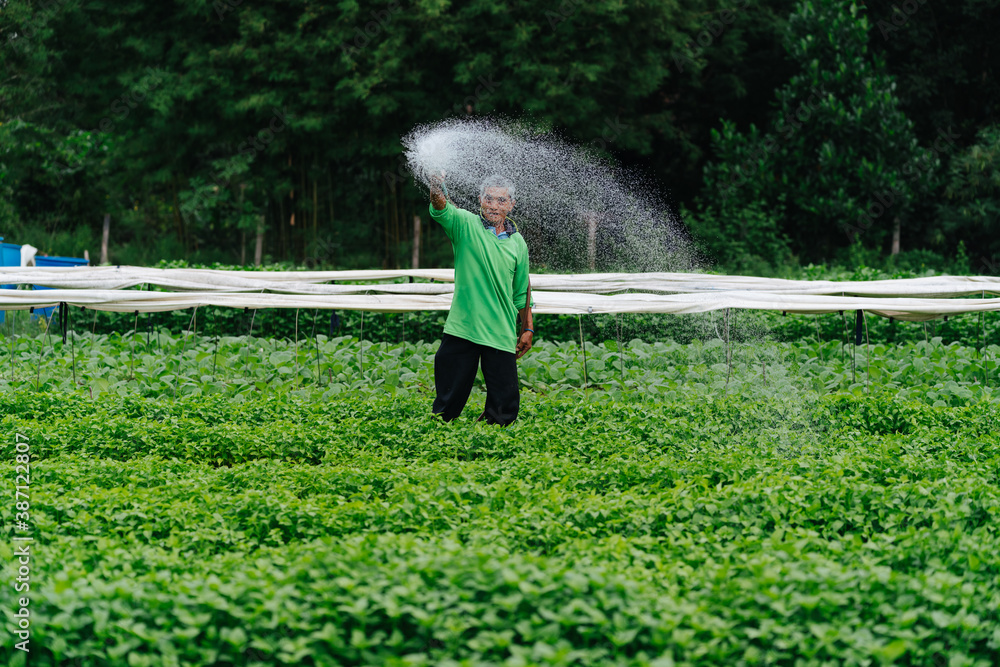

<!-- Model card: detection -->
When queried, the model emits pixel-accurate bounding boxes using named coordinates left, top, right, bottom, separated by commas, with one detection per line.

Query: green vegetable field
left=2, top=329, right=999, bottom=666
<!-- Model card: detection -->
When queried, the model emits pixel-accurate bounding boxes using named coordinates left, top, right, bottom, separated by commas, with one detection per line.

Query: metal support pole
left=617, top=313, right=623, bottom=380
left=212, top=309, right=219, bottom=378
left=129, top=309, right=139, bottom=381
left=294, top=309, right=300, bottom=377
left=982, top=290, right=987, bottom=387
left=840, top=310, right=846, bottom=366
left=70, top=306, right=77, bottom=387
left=862, top=310, right=871, bottom=394
left=724, top=308, right=732, bottom=394
left=312, top=309, right=322, bottom=384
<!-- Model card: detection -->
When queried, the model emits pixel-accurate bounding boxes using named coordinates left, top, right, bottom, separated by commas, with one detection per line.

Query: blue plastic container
left=0, top=239, right=21, bottom=324
left=33, top=255, right=89, bottom=321
left=1, top=241, right=20, bottom=288
left=0, top=242, right=19, bottom=268
left=34, top=256, right=89, bottom=269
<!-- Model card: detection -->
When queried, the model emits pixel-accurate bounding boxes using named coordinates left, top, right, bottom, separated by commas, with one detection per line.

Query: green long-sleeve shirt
left=429, top=202, right=530, bottom=353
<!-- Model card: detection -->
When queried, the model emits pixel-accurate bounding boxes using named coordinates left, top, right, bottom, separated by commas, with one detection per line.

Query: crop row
left=3, top=390, right=999, bottom=465
left=4, top=525, right=999, bottom=666
left=2, top=388, right=999, bottom=665
left=17, top=290, right=999, bottom=349
left=0, top=331, right=997, bottom=405
left=14, top=439, right=1000, bottom=558
left=3, top=335, right=999, bottom=665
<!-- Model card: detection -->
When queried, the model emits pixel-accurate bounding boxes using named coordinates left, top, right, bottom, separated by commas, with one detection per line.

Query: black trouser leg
left=479, top=345, right=519, bottom=426
left=432, top=334, right=480, bottom=421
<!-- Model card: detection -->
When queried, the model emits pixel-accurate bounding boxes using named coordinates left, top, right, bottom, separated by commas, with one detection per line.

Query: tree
left=1, top=0, right=726, bottom=267
left=2, top=0, right=995, bottom=269
left=700, top=0, right=929, bottom=263
left=938, top=124, right=1000, bottom=270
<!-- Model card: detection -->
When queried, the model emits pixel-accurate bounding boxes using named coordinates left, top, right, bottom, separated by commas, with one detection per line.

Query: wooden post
left=391, top=181, right=400, bottom=268
left=289, top=154, right=296, bottom=231
left=586, top=212, right=597, bottom=271
left=383, top=179, right=390, bottom=269
left=238, top=185, right=246, bottom=265
left=100, top=213, right=110, bottom=265
left=328, top=169, right=337, bottom=267
left=172, top=176, right=186, bottom=251
left=254, top=214, right=264, bottom=267
left=313, top=178, right=319, bottom=256
left=412, top=215, right=421, bottom=269
left=278, top=197, right=287, bottom=260
left=891, top=216, right=901, bottom=256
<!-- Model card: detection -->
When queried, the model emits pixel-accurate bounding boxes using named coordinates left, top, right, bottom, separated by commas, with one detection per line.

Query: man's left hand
left=516, top=331, right=533, bottom=359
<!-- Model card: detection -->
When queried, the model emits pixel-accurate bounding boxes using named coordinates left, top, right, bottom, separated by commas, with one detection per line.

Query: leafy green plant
left=2, top=333, right=1000, bottom=666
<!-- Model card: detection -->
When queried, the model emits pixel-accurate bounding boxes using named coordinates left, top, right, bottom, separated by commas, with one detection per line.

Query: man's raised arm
left=430, top=172, right=447, bottom=211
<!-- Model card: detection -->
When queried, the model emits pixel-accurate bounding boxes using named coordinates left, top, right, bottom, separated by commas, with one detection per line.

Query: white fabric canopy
left=1, top=266, right=999, bottom=297
left=0, top=266, right=997, bottom=321
left=2, top=284, right=999, bottom=322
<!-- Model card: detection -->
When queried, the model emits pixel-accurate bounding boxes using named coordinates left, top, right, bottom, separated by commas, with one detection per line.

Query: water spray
left=403, top=117, right=703, bottom=274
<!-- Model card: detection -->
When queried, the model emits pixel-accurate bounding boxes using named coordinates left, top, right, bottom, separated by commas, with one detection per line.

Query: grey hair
left=479, top=174, right=515, bottom=200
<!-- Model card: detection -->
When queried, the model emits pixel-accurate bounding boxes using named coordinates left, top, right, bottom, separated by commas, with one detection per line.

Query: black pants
left=432, top=333, right=520, bottom=425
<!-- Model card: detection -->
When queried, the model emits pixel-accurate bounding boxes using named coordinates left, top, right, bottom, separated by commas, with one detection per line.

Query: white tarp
left=2, top=286, right=999, bottom=322
left=0, top=266, right=997, bottom=320
left=1, top=266, right=999, bottom=298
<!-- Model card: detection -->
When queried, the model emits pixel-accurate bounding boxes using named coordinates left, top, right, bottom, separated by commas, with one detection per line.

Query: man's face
left=480, top=187, right=514, bottom=224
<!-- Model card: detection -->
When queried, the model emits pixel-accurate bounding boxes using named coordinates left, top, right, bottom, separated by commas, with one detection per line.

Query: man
left=428, top=173, right=533, bottom=425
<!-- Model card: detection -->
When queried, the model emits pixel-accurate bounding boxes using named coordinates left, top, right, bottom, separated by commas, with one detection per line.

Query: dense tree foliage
left=701, top=1, right=928, bottom=264
left=938, top=125, right=1000, bottom=268
left=0, top=0, right=998, bottom=272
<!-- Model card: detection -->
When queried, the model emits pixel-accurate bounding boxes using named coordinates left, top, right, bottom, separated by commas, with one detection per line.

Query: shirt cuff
left=429, top=201, right=451, bottom=217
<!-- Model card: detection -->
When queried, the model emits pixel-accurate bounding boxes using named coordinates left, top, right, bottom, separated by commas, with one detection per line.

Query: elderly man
left=428, top=173, right=533, bottom=425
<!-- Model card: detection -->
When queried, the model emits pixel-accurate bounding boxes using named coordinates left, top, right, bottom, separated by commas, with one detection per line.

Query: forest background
left=1, top=0, right=998, bottom=277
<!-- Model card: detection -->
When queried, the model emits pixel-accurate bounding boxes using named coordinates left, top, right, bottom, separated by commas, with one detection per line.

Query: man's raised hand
left=429, top=170, right=448, bottom=210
